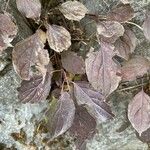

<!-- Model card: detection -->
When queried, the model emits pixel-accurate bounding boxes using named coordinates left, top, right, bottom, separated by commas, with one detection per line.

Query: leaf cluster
left=1, top=0, right=150, bottom=149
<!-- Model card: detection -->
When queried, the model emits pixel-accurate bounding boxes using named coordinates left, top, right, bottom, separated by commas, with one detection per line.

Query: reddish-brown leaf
left=18, top=63, right=53, bottom=103
left=114, top=28, right=137, bottom=60
left=16, top=0, right=41, bottom=20
left=143, top=11, right=150, bottom=42
left=46, top=92, right=75, bottom=139
left=121, top=56, right=150, bottom=81
left=12, top=29, right=48, bottom=80
left=128, top=90, right=150, bottom=135
left=106, top=4, right=134, bottom=23
left=97, top=21, right=124, bottom=43
left=0, top=13, right=17, bottom=53
left=73, top=82, right=114, bottom=123
left=85, top=43, right=121, bottom=97
left=59, top=1, right=88, bottom=21
left=61, top=51, right=85, bottom=74
left=69, top=106, right=96, bottom=150
left=46, top=24, right=71, bottom=53
left=35, top=47, right=50, bottom=79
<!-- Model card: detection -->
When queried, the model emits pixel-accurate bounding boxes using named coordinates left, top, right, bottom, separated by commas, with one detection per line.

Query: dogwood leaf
left=114, top=29, right=137, bottom=60
left=61, top=51, right=85, bottom=74
left=73, top=82, right=114, bottom=123
left=16, top=0, right=41, bottom=20
left=121, top=56, right=150, bottom=81
left=46, top=24, right=71, bottom=53
left=69, top=106, right=96, bottom=150
left=128, top=90, right=150, bottom=135
left=18, top=62, right=53, bottom=103
left=97, top=21, right=124, bottom=43
left=85, top=43, right=121, bottom=96
left=59, top=1, right=88, bottom=21
left=0, top=13, right=17, bottom=53
left=47, top=92, right=75, bottom=139
left=12, top=29, right=48, bottom=80
left=106, top=4, right=134, bottom=23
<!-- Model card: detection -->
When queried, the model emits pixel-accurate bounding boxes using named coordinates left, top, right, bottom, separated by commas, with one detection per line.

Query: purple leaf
left=18, top=62, right=53, bottom=103
left=12, top=29, right=48, bottom=80
left=59, top=1, right=88, bottom=21
left=16, top=0, right=41, bottom=20
left=61, top=51, right=85, bottom=74
left=114, top=28, right=137, bottom=60
left=85, top=42, right=121, bottom=96
left=0, top=13, right=17, bottom=53
left=73, top=82, right=114, bottom=123
left=46, top=24, right=71, bottom=52
left=121, top=56, right=150, bottom=81
left=128, top=90, right=150, bottom=135
left=97, top=21, right=124, bottom=43
left=69, top=106, right=96, bottom=150
left=47, top=92, right=75, bottom=139
left=106, top=4, right=134, bottom=23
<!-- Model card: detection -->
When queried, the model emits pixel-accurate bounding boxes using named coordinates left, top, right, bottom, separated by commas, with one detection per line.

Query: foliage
left=1, top=0, right=150, bottom=149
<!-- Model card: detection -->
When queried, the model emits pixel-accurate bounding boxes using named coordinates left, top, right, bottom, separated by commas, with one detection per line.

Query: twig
left=125, top=21, right=143, bottom=31
left=117, top=82, right=148, bottom=92
left=63, top=70, right=71, bottom=92
left=50, top=69, right=62, bottom=75
left=61, top=80, right=65, bottom=93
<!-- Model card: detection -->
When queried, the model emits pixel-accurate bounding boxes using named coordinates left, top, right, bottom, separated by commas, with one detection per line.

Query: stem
left=63, top=71, right=71, bottom=92
left=86, top=14, right=106, bottom=21
left=125, top=21, right=143, bottom=31
left=61, top=80, right=65, bottom=93
left=117, top=82, right=148, bottom=92
left=50, top=69, right=62, bottom=75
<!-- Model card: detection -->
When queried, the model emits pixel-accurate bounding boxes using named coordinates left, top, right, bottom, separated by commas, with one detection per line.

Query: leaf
left=73, top=82, right=114, bottom=123
left=12, top=29, right=49, bottom=80
left=97, top=21, right=125, bottom=43
left=18, top=62, right=53, bottom=103
left=46, top=24, right=71, bottom=53
left=35, top=47, right=50, bottom=79
left=121, top=56, right=150, bottom=81
left=69, top=106, right=96, bottom=150
left=128, top=90, right=150, bottom=135
left=106, top=4, right=134, bottom=23
left=16, top=0, right=41, bottom=20
left=61, top=51, right=85, bottom=74
left=114, top=28, right=137, bottom=60
left=0, top=13, right=17, bottom=53
left=46, top=92, right=75, bottom=139
left=59, top=1, right=88, bottom=21
left=143, top=11, right=150, bottom=42
left=85, top=43, right=121, bottom=97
